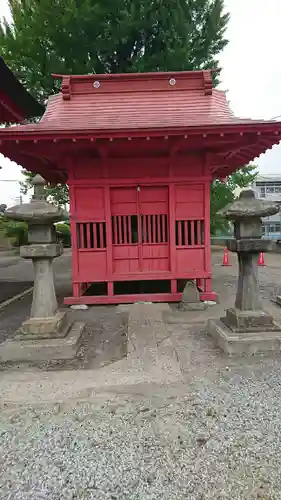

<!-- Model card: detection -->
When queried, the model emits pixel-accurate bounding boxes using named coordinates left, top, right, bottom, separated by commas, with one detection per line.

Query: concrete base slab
left=178, top=302, right=206, bottom=311
left=224, top=307, right=279, bottom=332
left=0, top=322, right=85, bottom=363
left=126, top=302, right=182, bottom=381
left=16, top=311, right=68, bottom=339
left=208, top=318, right=281, bottom=355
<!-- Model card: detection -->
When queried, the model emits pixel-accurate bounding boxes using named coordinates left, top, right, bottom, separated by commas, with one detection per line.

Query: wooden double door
left=110, top=185, right=170, bottom=275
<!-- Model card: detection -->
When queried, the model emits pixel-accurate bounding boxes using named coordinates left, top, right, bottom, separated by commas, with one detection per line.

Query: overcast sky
left=1, top=0, right=281, bottom=206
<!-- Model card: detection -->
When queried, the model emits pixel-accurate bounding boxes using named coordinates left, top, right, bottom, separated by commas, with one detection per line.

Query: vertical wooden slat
left=123, top=215, right=128, bottom=245
left=190, top=220, right=195, bottom=246
left=100, top=222, right=105, bottom=248
left=200, top=220, right=204, bottom=244
left=108, top=281, right=113, bottom=297
left=112, top=216, right=117, bottom=245
left=178, top=221, right=182, bottom=246
left=86, top=222, right=91, bottom=249
left=161, top=214, right=166, bottom=243
left=76, top=224, right=80, bottom=249
left=168, top=183, right=175, bottom=274
left=79, top=223, right=84, bottom=249
left=203, top=177, right=211, bottom=275
left=147, top=214, right=152, bottom=244
left=157, top=215, right=161, bottom=243
left=143, top=215, right=147, bottom=244
left=152, top=214, right=156, bottom=244
left=184, top=220, right=188, bottom=246
left=68, top=176, right=79, bottom=292
left=105, top=186, right=113, bottom=281
left=128, top=216, right=132, bottom=244
left=93, top=222, right=98, bottom=249
left=117, top=215, right=122, bottom=245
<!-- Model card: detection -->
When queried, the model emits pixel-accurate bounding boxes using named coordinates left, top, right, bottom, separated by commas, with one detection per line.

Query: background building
left=252, top=175, right=281, bottom=238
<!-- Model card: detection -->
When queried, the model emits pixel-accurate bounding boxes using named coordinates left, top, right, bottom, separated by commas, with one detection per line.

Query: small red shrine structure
left=0, top=69, right=281, bottom=304
left=0, top=57, right=43, bottom=123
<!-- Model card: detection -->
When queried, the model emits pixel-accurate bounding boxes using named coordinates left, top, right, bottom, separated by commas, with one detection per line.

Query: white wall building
left=251, top=175, right=281, bottom=238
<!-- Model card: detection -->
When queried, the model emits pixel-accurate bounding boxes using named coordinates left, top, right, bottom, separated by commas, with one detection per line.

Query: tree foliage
left=1, top=0, right=229, bottom=101
left=211, top=165, right=258, bottom=235
left=1, top=0, right=256, bottom=230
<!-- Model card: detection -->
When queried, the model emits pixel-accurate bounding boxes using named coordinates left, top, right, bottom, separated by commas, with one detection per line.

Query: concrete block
left=28, top=224, right=57, bottom=244
left=178, top=301, right=206, bottom=311
left=20, top=243, right=62, bottom=259
left=208, top=318, right=281, bottom=355
left=16, top=311, right=68, bottom=339
left=0, top=322, right=85, bottom=363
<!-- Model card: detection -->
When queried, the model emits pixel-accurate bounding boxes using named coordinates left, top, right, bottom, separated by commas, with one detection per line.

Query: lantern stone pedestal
left=208, top=189, right=281, bottom=355
left=0, top=175, right=84, bottom=363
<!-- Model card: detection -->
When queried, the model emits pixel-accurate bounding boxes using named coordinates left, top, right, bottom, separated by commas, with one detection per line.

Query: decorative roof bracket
left=202, top=70, right=213, bottom=96
left=61, top=76, right=71, bottom=101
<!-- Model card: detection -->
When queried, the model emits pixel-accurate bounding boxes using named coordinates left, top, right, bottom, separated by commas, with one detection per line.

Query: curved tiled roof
left=35, top=88, right=235, bottom=131
left=0, top=70, right=280, bottom=182
left=0, top=57, right=44, bottom=122
left=1, top=70, right=260, bottom=132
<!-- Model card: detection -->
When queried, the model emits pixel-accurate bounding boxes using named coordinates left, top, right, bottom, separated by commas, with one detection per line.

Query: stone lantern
left=0, top=175, right=84, bottom=362
left=208, top=188, right=281, bottom=355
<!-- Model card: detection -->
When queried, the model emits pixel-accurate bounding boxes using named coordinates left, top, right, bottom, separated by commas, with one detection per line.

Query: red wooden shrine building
left=0, top=57, right=43, bottom=123
left=0, top=69, right=281, bottom=305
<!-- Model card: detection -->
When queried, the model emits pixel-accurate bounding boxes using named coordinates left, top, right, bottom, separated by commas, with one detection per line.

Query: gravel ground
left=2, top=251, right=281, bottom=499
left=1, top=371, right=281, bottom=500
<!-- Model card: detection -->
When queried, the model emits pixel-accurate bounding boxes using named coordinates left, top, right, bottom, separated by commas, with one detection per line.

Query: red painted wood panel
left=68, top=167, right=214, bottom=303
left=172, top=155, right=203, bottom=177
left=175, top=184, right=204, bottom=219
left=72, top=159, right=103, bottom=179
left=176, top=248, right=205, bottom=272
left=77, top=251, right=107, bottom=281
left=108, top=161, right=169, bottom=179
left=110, top=185, right=170, bottom=275
left=110, top=187, right=137, bottom=215
left=141, top=244, right=169, bottom=272
left=74, top=187, right=105, bottom=219
left=112, top=245, right=140, bottom=274
left=139, top=185, right=169, bottom=214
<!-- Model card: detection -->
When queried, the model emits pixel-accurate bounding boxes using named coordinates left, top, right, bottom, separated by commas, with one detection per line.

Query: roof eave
left=0, top=121, right=281, bottom=140
left=0, top=57, right=45, bottom=119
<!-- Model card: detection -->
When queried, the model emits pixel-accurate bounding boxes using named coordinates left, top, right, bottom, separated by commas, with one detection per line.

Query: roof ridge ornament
left=61, top=76, right=71, bottom=101
left=202, top=70, right=213, bottom=96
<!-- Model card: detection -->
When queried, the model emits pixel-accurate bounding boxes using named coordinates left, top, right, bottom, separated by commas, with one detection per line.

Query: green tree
left=210, top=165, right=258, bottom=235
left=1, top=0, right=229, bottom=101
left=1, top=0, right=254, bottom=229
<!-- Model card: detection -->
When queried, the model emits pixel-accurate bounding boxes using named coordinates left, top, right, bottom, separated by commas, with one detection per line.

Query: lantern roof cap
left=31, top=174, right=46, bottom=185
left=220, top=188, right=280, bottom=219
left=5, top=175, right=66, bottom=224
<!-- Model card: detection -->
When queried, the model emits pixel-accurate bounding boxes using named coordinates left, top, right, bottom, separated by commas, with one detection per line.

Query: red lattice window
left=176, top=220, right=204, bottom=246
left=77, top=222, right=107, bottom=249
left=141, top=214, right=168, bottom=244
left=111, top=215, right=138, bottom=245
